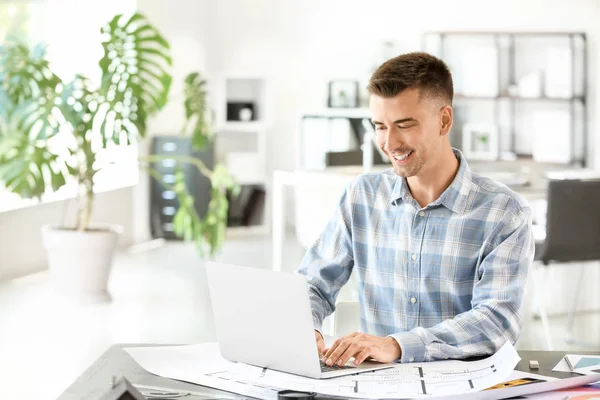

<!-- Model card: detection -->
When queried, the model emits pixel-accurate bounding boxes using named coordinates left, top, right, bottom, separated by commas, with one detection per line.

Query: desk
left=58, top=344, right=600, bottom=400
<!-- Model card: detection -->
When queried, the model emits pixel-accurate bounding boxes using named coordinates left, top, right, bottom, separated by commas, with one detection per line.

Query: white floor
left=0, top=233, right=599, bottom=399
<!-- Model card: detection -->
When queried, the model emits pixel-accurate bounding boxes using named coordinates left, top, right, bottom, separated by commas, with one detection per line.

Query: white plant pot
left=41, top=224, right=122, bottom=302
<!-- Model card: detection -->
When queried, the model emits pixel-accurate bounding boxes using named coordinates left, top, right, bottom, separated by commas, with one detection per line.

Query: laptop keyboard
left=320, top=359, right=357, bottom=372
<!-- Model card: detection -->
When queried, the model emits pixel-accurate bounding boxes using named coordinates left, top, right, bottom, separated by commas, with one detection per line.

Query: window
left=0, top=0, right=138, bottom=213
left=0, top=3, right=31, bottom=41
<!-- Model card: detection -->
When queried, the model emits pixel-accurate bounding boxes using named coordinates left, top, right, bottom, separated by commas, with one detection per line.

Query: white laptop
left=205, top=261, right=394, bottom=379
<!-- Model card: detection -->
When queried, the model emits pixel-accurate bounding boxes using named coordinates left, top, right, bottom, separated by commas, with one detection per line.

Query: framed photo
left=462, top=122, right=499, bottom=161
left=327, top=80, right=359, bottom=108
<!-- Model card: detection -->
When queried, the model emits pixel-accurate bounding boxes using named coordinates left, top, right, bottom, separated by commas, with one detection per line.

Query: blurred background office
left=0, top=0, right=599, bottom=399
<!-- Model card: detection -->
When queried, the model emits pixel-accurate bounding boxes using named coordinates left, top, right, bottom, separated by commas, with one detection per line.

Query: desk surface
left=57, top=344, right=600, bottom=400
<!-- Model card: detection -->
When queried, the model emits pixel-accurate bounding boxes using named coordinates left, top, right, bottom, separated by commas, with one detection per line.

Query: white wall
left=0, top=187, right=134, bottom=281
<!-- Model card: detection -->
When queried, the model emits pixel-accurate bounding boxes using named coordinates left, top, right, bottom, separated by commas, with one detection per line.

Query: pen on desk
left=564, top=355, right=574, bottom=372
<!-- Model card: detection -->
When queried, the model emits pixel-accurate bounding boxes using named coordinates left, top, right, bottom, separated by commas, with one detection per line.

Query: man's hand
left=323, top=332, right=401, bottom=366
left=315, top=330, right=326, bottom=356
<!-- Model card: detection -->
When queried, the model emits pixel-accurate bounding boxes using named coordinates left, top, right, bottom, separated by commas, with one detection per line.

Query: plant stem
left=140, top=154, right=213, bottom=180
left=84, top=181, right=93, bottom=230
left=141, top=164, right=173, bottom=191
left=76, top=178, right=94, bottom=231
left=74, top=129, right=95, bottom=231
left=181, top=118, right=190, bottom=137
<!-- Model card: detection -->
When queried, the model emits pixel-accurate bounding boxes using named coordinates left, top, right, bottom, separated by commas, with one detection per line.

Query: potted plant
left=0, top=13, right=238, bottom=302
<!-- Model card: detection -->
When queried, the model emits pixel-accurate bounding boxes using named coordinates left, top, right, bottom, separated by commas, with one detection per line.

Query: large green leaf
left=98, top=12, right=172, bottom=144
left=0, top=38, right=69, bottom=199
left=182, top=72, right=214, bottom=150
left=0, top=38, right=62, bottom=142
left=0, top=38, right=61, bottom=108
left=0, top=131, right=70, bottom=199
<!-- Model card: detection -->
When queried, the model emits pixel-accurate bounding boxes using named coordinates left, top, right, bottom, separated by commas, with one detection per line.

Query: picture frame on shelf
left=462, top=122, right=499, bottom=161
left=327, top=80, right=359, bottom=108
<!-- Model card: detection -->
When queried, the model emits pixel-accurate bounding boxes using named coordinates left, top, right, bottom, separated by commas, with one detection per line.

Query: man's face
left=370, top=88, right=449, bottom=178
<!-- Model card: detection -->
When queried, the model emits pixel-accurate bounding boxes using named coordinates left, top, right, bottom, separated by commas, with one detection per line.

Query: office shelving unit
left=149, top=75, right=271, bottom=239
left=212, top=75, right=271, bottom=234
left=423, top=31, right=588, bottom=166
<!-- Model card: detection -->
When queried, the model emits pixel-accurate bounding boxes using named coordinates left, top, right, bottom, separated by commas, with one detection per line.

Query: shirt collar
left=390, top=148, right=472, bottom=214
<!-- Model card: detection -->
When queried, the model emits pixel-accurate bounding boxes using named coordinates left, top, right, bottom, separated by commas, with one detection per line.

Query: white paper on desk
left=229, top=341, right=520, bottom=399
left=126, top=341, right=519, bottom=400
left=574, top=364, right=600, bottom=376
left=426, top=373, right=600, bottom=400
left=553, top=354, right=600, bottom=372
left=125, top=343, right=281, bottom=400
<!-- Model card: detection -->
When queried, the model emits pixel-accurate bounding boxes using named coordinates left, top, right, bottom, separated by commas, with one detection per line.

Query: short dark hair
left=367, top=52, right=453, bottom=105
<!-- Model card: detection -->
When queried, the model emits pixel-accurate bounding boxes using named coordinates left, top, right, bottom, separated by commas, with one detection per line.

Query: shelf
left=217, top=121, right=267, bottom=133
left=226, top=225, right=269, bottom=237
left=454, top=94, right=585, bottom=102
left=545, top=169, right=600, bottom=180
left=233, top=176, right=267, bottom=185
left=210, top=74, right=269, bottom=236
left=426, top=31, right=586, bottom=37
left=425, top=30, right=588, bottom=167
left=302, top=108, right=371, bottom=119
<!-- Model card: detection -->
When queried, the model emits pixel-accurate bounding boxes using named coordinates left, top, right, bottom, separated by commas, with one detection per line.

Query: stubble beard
left=392, top=153, right=425, bottom=178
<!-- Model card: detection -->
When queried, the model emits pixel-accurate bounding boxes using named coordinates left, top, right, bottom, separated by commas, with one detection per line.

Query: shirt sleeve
left=296, top=183, right=355, bottom=333
left=389, top=205, right=534, bottom=363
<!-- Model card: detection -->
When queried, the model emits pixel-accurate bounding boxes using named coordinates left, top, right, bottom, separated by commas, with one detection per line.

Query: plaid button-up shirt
left=297, top=150, right=534, bottom=363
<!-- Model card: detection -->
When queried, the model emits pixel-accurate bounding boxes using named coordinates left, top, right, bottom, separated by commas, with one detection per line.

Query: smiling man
left=296, top=52, right=534, bottom=367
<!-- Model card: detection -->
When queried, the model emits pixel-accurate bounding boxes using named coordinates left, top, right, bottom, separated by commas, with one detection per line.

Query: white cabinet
left=212, top=75, right=270, bottom=234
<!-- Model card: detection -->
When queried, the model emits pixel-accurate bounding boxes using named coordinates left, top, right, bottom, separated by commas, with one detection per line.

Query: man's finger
left=323, top=338, right=342, bottom=359
left=324, top=332, right=356, bottom=359
left=336, top=343, right=361, bottom=366
left=325, top=339, right=352, bottom=366
left=323, top=341, right=340, bottom=362
left=329, top=336, right=344, bottom=350
left=353, top=348, right=372, bottom=366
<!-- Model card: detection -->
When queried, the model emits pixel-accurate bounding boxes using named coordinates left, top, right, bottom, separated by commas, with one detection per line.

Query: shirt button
left=411, top=254, right=417, bottom=261
left=411, top=297, right=417, bottom=304
left=409, top=357, right=415, bottom=362
left=419, top=211, right=425, bottom=217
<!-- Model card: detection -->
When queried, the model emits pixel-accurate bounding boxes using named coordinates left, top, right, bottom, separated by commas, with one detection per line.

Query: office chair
left=532, top=178, right=600, bottom=350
